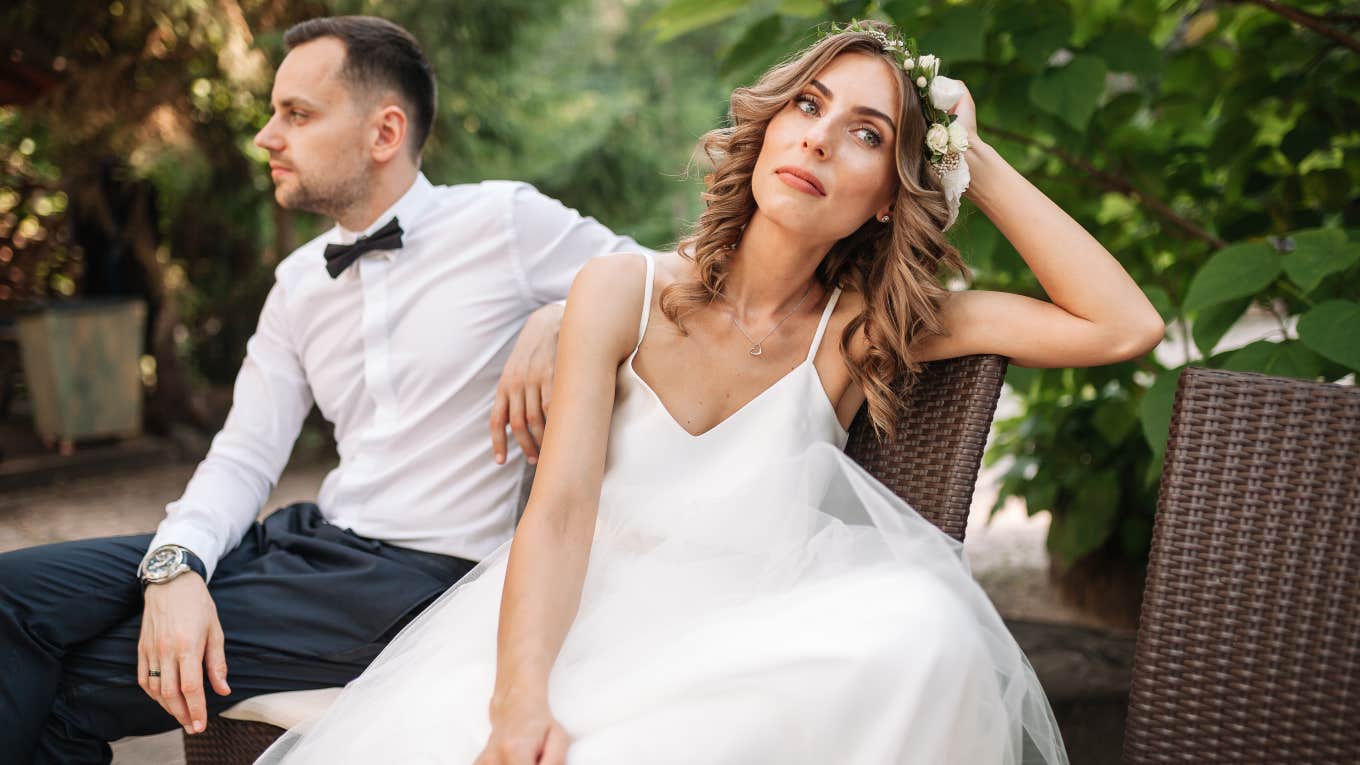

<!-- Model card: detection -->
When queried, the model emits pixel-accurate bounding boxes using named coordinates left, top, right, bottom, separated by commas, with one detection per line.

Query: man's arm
left=489, top=185, right=645, bottom=464
left=147, top=280, right=314, bottom=580
left=140, top=278, right=313, bottom=735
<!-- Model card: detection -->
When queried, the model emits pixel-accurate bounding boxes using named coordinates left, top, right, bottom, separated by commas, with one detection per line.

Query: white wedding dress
left=259, top=252, right=1068, bottom=764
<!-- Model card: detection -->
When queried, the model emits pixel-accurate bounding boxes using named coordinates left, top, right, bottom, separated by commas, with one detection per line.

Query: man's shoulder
left=273, top=227, right=336, bottom=283
left=427, top=178, right=548, bottom=210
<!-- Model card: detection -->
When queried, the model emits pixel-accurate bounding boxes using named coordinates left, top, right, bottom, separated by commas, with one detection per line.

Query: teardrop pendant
left=749, top=344, right=763, bottom=357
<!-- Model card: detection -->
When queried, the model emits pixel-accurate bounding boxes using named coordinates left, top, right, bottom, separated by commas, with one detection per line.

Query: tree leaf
left=1281, top=227, right=1360, bottom=294
left=1298, top=300, right=1360, bottom=372
left=1085, top=25, right=1161, bottom=81
left=1028, top=55, right=1107, bottom=132
left=720, top=15, right=786, bottom=79
left=998, top=0, right=1073, bottom=67
left=1139, top=367, right=1183, bottom=458
left=648, top=0, right=749, bottom=42
left=776, top=0, right=824, bottom=17
left=917, top=4, right=989, bottom=63
left=1182, top=241, right=1281, bottom=313
left=1140, top=285, right=1174, bottom=323
left=1046, top=470, right=1120, bottom=565
left=1221, top=340, right=1323, bottom=380
left=1192, top=296, right=1251, bottom=358
left=1093, top=398, right=1137, bottom=445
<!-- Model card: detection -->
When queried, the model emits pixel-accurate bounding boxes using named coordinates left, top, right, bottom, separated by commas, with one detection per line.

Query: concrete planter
left=16, top=298, right=147, bottom=449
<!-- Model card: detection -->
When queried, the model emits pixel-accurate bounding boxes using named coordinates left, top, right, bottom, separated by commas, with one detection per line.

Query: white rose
left=917, top=54, right=938, bottom=75
left=948, top=121, right=970, bottom=152
left=926, top=123, right=950, bottom=155
left=929, top=75, right=966, bottom=112
left=903, top=57, right=915, bottom=70
left=916, top=75, right=927, bottom=88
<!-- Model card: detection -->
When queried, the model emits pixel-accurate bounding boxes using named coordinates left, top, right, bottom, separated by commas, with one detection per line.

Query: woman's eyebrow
left=809, top=79, right=897, bottom=134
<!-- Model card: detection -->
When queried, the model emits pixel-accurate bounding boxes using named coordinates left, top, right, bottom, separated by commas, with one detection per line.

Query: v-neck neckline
left=626, top=354, right=816, bottom=439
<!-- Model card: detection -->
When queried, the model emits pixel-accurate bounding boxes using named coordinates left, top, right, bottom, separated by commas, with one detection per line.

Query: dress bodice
left=601, top=252, right=849, bottom=498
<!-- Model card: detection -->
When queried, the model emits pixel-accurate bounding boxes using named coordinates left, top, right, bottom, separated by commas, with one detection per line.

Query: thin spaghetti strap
left=806, top=287, right=843, bottom=363
left=632, top=252, right=656, bottom=355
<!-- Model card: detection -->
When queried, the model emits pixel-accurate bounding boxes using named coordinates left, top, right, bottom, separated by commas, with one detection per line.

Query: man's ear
left=371, top=103, right=409, bottom=164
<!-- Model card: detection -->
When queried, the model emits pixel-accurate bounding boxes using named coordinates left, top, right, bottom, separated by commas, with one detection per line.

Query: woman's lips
left=774, top=167, right=826, bottom=197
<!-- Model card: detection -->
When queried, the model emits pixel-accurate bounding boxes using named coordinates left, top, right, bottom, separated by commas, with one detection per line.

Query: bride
left=261, top=19, right=1161, bottom=765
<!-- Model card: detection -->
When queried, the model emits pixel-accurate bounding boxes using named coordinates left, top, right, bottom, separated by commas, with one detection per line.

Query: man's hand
left=138, top=574, right=231, bottom=734
left=490, top=303, right=566, bottom=465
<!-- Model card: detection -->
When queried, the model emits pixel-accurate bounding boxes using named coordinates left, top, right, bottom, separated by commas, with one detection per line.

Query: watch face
left=145, top=547, right=186, bottom=579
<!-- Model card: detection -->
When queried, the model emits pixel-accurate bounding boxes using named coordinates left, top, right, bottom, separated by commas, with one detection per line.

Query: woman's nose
left=801, top=124, right=831, bottom=159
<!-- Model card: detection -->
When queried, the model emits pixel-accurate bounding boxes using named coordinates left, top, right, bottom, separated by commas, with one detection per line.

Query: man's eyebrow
left=276, top=96, right=322, bottom=110
left=808, top=79, right=897, bottom=133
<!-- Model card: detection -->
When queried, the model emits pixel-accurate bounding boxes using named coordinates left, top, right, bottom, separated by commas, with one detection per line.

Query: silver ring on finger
left=148, top=668, right=162, bottom=678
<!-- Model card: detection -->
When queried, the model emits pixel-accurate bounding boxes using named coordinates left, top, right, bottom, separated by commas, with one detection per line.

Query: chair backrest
left=1123, top=366, right=1360, bottom=763
left=844, top=353, right=1009, bottom=542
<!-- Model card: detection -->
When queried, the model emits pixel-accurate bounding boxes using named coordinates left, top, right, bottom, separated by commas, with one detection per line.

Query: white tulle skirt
left=259, top=442, right=1067, bottom=764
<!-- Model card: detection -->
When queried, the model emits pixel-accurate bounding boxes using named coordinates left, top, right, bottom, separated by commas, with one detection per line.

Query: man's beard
left=279, top=165, right=370, bottom=223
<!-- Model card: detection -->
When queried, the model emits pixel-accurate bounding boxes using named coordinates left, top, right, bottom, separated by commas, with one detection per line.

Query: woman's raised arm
left=914, top=86, right=1165, bottom=368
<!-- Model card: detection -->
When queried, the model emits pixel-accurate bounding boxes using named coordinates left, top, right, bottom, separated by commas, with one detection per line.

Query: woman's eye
left=795, top=96, right=818, bottom=115
left=855, top=128, right=883, bottom=147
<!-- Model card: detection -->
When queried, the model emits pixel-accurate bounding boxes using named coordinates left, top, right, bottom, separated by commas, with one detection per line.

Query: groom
left=0, top=15, right=640, bottom=764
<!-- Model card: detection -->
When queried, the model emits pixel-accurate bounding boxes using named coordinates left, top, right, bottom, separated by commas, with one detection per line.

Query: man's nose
left=254, top=115, right=283, bottom=151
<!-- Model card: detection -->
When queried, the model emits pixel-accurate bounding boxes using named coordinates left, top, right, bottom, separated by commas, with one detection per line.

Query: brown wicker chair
left=184, top=353, right=1010, bottom=764
left=1123, top=366, right=1360, bottom=763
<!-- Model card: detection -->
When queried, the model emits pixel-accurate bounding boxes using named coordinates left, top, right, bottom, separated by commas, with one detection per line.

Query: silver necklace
left=726, top=282, right=815, bottom=357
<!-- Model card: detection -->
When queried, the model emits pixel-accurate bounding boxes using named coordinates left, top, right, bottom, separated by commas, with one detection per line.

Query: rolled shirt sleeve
left=146, top=281, right=313, bottom=581
left=506, top=183, right=646, bottom=307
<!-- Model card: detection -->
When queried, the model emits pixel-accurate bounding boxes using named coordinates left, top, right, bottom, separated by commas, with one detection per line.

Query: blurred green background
left=2, top=0, right=1357, bottom=614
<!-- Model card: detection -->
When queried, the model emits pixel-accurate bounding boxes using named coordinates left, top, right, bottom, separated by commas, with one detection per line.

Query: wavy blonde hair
left=662, top=20, right=971, bottom=438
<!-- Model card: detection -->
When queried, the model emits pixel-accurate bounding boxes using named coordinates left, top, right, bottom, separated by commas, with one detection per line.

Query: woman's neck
left=722, top=212, right=832, bottom=320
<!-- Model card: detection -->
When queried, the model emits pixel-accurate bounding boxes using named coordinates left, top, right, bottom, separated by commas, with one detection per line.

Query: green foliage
left=656, top=0, right=1360, bottom=575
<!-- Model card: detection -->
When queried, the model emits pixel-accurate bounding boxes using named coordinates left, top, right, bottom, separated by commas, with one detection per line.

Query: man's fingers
left=507, top=389, right=537, bottom=464
left=179, top=652, right=208, bottom=733
left=136, top=640, right=151, bottom=695
left=157, top=652, right=192, bottom=730
left=489, top=391, right=509, bottom=464
left=525, top=386, right=545, bottom=450
left=206, top=620, right=231, bottom=697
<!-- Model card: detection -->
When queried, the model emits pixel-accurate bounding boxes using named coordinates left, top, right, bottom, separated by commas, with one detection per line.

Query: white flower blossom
left=929, top=75, right=966, bottom=112
left=903, top=57, right=915, bottom=70
left=926, top=123, right=950, bottom=155
left=918, top=54, right=938, bottom=76
left=916, top=75, right=927, bottom=88
left=948, top=121, right=970, bottom=152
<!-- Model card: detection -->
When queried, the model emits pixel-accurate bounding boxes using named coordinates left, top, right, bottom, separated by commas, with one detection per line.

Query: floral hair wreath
left=827, top=21, right=971, bottom=230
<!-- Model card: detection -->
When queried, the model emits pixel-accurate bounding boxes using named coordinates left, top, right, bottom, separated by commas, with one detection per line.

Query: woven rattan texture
left=1124, top=367, right=1360, bottom=763
left=844, top=353, right=1009, bottom=542
left=184, top=717, right=286, bottom=765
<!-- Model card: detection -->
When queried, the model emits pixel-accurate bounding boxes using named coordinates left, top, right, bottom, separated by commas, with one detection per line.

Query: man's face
left=253, top=37, right=371, bottom=219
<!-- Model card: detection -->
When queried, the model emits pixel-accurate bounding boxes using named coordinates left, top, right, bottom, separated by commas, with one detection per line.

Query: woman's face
left=752, top=52, right=901, bottom=243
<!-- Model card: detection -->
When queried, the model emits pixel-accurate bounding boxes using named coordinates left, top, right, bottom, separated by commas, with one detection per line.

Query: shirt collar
left=334, top=172, right=436, bottom=244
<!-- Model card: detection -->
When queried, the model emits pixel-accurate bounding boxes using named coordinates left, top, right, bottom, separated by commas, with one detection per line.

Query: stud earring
left=879, top=214, right=891, bottom=223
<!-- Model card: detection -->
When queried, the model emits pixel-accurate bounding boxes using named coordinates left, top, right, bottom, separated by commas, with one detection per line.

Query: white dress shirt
left=148, top=173, right=640, bottom=579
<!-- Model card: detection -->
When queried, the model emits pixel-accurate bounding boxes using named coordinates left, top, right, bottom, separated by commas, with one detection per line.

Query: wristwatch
left=138, top=545, right=207, bottom=590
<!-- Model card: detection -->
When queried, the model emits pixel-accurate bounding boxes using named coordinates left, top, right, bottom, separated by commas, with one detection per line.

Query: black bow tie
left=324, top=217, right=404, bottom=278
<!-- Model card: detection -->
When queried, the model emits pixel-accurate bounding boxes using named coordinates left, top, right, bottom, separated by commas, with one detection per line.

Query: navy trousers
left=0, top=503, right=477, bottom=765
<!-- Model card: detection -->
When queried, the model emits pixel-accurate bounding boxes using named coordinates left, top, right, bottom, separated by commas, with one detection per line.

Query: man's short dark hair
left=284, top=16, right=436, bottom=158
